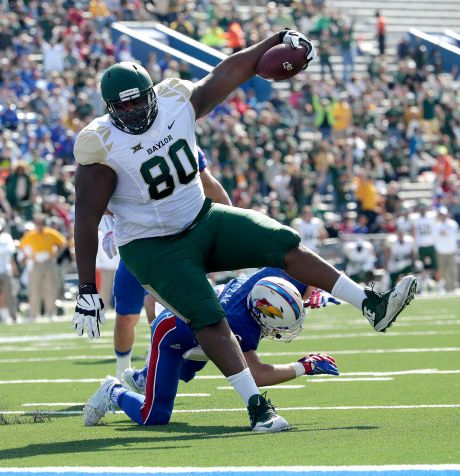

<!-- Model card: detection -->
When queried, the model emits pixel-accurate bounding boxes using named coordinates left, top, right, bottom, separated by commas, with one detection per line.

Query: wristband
left=79, top=283, right=98, bottom=294
left=278, top=28, right=290, bottom=43
left=292, top=361, right=305, bottom=378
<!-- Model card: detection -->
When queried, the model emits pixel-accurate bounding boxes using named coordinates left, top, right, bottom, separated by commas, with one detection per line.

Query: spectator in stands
left=434, top=208, right=459, bottom=292
left=89, top=0, right=112, bottom=31
left=384, top=181, right=402, bottom=215
left=5, top=162, right=34, bottom=221
left=18, top=213, right=67, bottom=319
left=353, top=214, right=369, bottom=234
left=433, top=145, right=455, bottom=184
left=375, top=11, right=386, bottom=56
left=396, top=37, right=410, bottom=61
left=201, top=19, right=226, bottom=49
left=332, top=95, right=352, bottom=137
left=226, top=20, right=245, bottom=53
left=355, top=169, right=379, bottom=233
left=115, top=35, right=134, bottom=62
left=318, top=29, right=335, bottom=81
left=313, top=96, right=335, bottom=139
left=170, top=13, right=194, bottom=37
left=338, top=22, right=355, bottom=82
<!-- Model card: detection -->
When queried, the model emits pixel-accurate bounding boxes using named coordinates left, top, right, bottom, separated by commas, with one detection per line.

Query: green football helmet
left=100, top=62, right=158, bottom=135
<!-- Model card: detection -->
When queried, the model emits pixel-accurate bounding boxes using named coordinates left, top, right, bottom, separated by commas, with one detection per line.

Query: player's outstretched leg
left=284, top=246, right=418, bottom=332
left=247, top=392, right=289, bottom=432
left=83, top=376, right=121, bottom=426
left=361, top=275, right=418, bottom=332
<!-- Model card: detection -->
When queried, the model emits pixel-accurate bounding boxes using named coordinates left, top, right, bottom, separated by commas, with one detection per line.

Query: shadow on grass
left=0, top=422, right=250, bottom=460
left=0, top=416, right=379, bottom=461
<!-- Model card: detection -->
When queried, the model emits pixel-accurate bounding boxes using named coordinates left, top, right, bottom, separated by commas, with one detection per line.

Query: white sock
left=227, top=367, right=259, bottom=405
left=331, top=274, right=367, bottom=311
left=115, top=351, right=132, bottom=379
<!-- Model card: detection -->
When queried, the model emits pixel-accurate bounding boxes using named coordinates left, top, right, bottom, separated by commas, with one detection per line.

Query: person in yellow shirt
left=354, top=170, right=379, bottom=232
left=89, top=0, right=110, bottom=18
left=19, top=214, right=67, bottom=319
left=332, top=96, right=353, bottom=137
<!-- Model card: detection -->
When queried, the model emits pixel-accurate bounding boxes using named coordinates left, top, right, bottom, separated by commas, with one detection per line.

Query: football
left=256, top=43, right=307, bottom=81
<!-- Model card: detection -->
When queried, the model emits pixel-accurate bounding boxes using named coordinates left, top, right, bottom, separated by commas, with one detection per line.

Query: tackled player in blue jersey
left=83, top=268, right=339, bottom=428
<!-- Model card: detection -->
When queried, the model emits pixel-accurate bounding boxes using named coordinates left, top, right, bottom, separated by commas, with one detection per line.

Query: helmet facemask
left=106, top=87, right=157, bottom=135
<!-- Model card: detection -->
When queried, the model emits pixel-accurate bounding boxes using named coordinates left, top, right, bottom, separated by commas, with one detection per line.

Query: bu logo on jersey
left=131, top=142, right=143, bottom=153
left=256, top=298, right=283, bottom=319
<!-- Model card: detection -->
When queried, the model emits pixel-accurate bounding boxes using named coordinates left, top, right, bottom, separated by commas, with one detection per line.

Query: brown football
left=256, top=43, right=307, bottom=81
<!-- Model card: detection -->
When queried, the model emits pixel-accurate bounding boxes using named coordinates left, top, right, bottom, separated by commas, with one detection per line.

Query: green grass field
left=1, top=296, right=459, bottom=468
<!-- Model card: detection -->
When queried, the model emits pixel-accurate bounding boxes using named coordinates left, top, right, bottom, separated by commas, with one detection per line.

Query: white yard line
left=258, top=347, right=460, bottom=357
left=217, top=378, right=393, bottom=389
left=2, top=346, right=460, bottom=362
left=2, top=404, right=460, bottom=416
left=295, top=330, right=458, bottom=340
left=3, top=368, right=458, bottom=385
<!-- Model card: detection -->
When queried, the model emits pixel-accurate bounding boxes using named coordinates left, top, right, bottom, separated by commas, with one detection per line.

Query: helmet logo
left=119, top=88, right=140, bottom=101
left=255, top=298, right=283, bottom=319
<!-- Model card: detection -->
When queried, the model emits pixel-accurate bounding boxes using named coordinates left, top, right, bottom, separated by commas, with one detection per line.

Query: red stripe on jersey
left=140, top=316, right=177, bottom=423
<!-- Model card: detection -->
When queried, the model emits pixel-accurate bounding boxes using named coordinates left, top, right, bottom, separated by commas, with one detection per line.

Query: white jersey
left=292, top=217, right=324, bottom=252
left=387, top=235, right=415, bottom=273
left=412, top=213, right=436, bottom=247
left=74, top=78, right=205, bottom=246
left=343, top=241, right=375, bottom=275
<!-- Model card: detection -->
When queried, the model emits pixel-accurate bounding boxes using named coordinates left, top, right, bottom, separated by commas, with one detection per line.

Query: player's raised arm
left=190, top=30, right=316, bottom=119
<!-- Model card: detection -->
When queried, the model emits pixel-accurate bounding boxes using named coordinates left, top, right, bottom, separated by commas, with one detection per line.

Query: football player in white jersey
left=72, top=30, right=417, bottom=432
left=291, top=206, right=328, bottom=253
left=385, top=230, right=417, bottom=287
left=343, top=239, right=376, bottom=285
left=411, top=203, right=438, bottom=283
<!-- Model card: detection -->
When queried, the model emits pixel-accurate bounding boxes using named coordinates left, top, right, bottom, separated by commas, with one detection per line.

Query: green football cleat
left=362, top=275, right=418, bottom=332
left=247, top=392, right=289, bottom=432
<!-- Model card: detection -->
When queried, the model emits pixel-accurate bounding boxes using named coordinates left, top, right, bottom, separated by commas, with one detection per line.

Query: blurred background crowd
left=0, top=0, right=459, bottom=323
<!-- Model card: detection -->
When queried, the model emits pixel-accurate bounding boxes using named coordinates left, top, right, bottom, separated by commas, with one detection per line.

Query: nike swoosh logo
left=167, top=121, right=175, bottom=129
left=259, top=421, right=273, bottom=428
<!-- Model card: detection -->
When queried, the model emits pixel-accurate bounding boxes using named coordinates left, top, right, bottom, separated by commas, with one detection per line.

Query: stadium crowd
left=0, top=0, right=459, bottom=322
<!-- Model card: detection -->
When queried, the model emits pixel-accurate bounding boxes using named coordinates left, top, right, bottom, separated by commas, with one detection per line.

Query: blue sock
left=116, top=390, right=146, bottom=425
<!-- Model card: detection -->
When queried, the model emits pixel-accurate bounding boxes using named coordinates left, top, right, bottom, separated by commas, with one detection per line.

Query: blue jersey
left=120, top=267, right=307, bottom=426
left=157, top=267, right=307, bottom=352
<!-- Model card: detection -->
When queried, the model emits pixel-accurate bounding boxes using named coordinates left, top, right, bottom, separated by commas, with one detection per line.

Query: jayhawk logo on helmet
left=255, top=298, right=284, bottom=319
left=248, top=276, right=306, bottom=342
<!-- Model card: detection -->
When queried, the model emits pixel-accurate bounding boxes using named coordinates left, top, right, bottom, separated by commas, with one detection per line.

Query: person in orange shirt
left=376, top=11, right=386, bottom=55
left=433, top=146, right=454, bottom=182
left=226, top=21, right=246, bottom=53
left=19, top=214, right=67, bottom=319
